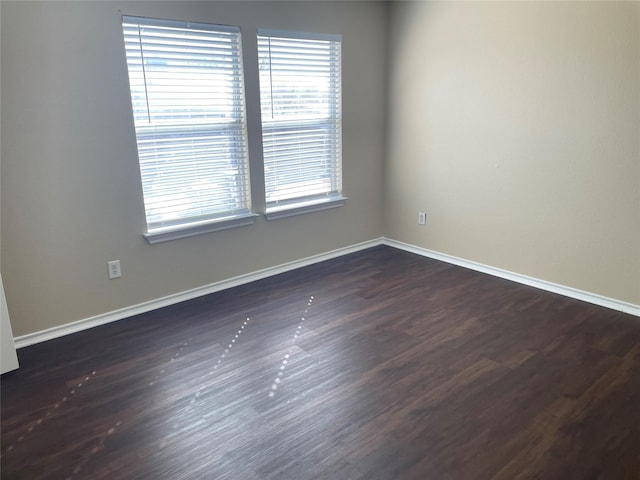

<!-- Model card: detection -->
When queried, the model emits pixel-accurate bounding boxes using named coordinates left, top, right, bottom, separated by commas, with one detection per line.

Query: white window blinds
left=122, top=17, right=251, bottom=234
left=258, top=31, right=343, bottom=213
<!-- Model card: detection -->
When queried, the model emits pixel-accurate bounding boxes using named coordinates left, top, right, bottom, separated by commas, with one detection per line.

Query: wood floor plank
left=2, top=246, right=640, bottom=479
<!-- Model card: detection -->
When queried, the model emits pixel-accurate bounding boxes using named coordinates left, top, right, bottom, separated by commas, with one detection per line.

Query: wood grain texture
left=2, top=246, right=640, bottom=479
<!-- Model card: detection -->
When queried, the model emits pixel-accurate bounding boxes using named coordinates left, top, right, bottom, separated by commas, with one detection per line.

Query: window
left=258, top=30, right=344, bottom=220
left=122, top=17, right=255, bottom=243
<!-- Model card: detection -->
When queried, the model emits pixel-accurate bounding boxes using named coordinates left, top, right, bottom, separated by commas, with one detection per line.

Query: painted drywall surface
left=386, top=1, right=640, bottom=305
left=0, top=1, right=386, bottom=336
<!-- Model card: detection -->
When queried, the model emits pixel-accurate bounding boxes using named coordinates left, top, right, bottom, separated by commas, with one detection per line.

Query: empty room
left=1, top=1, right=639, bottom=479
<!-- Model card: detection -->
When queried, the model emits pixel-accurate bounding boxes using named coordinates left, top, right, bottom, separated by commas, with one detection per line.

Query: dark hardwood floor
left=2, top=245, right=640, bottom=479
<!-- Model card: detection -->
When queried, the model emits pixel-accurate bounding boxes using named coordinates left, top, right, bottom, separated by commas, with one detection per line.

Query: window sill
left=144, top=213, right=259, bottom=244
left=264, top=196, right=347, bottom=221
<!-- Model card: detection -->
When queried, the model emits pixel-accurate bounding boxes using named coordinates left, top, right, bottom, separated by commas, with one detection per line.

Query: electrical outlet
left=418, top=212, right=426, bottom=225
left=107, top=260, right=121, bottom=279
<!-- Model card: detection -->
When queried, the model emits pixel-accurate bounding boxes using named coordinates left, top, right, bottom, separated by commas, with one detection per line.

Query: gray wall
left=1, top=1, right=387, bottom=336
left=2, top=1, right=639, bottom=339
left=385, top=1, right=640, bottom=305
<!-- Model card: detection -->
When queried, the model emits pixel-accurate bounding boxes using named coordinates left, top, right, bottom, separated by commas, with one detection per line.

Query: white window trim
left=144, top=213, right=259, bottom=244
left=257, top=29, right=341, bottom=42
left=264, top=195, right=347, bottom=221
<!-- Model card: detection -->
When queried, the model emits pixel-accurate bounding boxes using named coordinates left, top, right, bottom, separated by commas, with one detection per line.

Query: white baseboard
left=14, top=238, right=385, bottom=349
left=15, top=236, right=639, bottom=348
left=382, top=238, right=640, bottom=318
